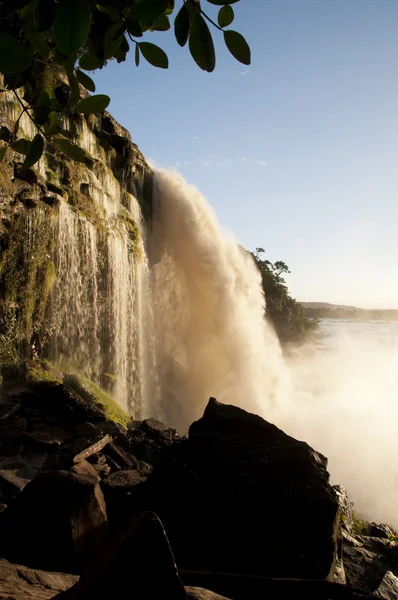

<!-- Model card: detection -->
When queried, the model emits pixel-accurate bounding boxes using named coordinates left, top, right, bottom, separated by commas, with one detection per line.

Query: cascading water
left=47, top=168, right=290, bottom=431
left=149, top=170, right=290, bottom=431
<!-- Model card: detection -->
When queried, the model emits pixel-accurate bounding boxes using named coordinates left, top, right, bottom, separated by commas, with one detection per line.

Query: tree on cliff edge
left=253, top=248, right=319, bottom=347
left=0, top=0, right=250, bottom=167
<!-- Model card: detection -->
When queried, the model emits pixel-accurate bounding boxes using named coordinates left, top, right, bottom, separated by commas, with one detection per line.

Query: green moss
left=26, top=358, right=62, bottom=384
left=0, top=206, right=56, bottom=372
left=0, top=161, right=14, bottom=199
left=352, top=512, right=370, bottom=535
left=47, top=181, right=67, bottom=199
left=64, top=373, right=131, bottom=429
left=119, top=209, right=142, bottom=259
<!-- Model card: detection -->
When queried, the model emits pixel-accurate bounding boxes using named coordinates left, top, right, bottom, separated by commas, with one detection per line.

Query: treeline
left=302, top=305, right=398, bottom=321
left=252, top=248, right=319, bottom=346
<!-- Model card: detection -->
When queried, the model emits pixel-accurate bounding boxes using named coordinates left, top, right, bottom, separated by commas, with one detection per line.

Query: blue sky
left=93, top=0, right=398, bottom=308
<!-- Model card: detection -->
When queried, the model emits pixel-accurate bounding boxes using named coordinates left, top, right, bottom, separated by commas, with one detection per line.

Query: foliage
left=253, top=248, right=319, bottom=347
left=351, top=511, right=370, bottom=536
left=0, top=0, right=250, bottom=167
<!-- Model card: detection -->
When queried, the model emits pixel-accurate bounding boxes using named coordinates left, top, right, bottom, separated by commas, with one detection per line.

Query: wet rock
left=185, top=588, right=231, bottom=600
left=102, top=441, right=139, bottom=471
left=343, top=530, right=398, bottom=594
left=1, top=471, right=108, bottom=573
left=127, top=418, right=179, bottom=466
left=374, top=571, right=398, bottom=599
left=101, top=469, right=149, bottom=526
left=75, top=423, right=101, bottom=438
left=0, top=469, right=29, bottom=502
left=57, top=512, right=185, bottom=600
left=334, top=485, right=354, bottom=532
left=0, top=558, right=78, bottom=600
left=369, top=523, right=394, bottom=539
left=71, top=460, right=99, bottom=481
left=135, top=398, right=340, bottom=580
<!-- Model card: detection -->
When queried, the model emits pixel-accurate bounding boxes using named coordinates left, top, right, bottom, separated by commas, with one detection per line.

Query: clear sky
left=92, top=0, right=398, bottom=308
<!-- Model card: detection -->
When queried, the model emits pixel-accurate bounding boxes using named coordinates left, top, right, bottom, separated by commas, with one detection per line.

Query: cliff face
left=0, top=83, right=153, bottom=416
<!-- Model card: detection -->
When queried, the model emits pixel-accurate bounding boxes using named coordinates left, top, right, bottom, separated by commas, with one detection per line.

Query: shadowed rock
left=133, top=398, right=340, bottom=580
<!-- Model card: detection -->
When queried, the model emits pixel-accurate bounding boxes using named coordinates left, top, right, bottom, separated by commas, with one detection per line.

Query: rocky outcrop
left=0, top=559, right=78, bottom=600
left=132, top=398, right=340, bottom=580
left=0, top=387, right=394, bottom=600
left=343, top=531, right=398, bottom=596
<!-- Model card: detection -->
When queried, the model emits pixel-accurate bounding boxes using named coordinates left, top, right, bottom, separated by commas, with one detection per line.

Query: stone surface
left=0, top=470, right=108, bottom=573
left=0, top=558, right=78, bottom=600
left=334, top=485, right=354, bottom=532
left=0, top=469, right=29, bottom=502
left=374, top=571, right=398, bottom=599
left=343, top=530, right=398, bottom=594
left=57, top=512, right=185, bottom=600
left=185, top=588, right=231, bottom=600
left=369, top=523, right=394, bottom=539
left=136, top=398, right=340, bottom=580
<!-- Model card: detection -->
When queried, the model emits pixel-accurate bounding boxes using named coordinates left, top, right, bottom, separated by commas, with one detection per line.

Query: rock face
left=1, top=470, right=108, bottom=573
left=135, top=398, right=340, bottom=580
left=0, top=559, right=78, bottom=600
left=0, top=83, right=153, bottom=418
left=343, top=531, right=398, bottom=595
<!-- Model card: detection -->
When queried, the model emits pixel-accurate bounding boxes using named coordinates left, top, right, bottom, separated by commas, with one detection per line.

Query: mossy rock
left=26, top=359, right=62, bottom=384
left=64, top=373, right=131, bottom=429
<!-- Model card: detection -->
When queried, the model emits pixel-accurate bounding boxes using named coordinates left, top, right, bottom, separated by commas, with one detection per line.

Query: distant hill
left=300, top=302, right=398, bottom=321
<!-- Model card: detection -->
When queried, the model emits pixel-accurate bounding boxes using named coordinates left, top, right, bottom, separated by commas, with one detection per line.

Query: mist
left=280, top=323, right=398, bottom=529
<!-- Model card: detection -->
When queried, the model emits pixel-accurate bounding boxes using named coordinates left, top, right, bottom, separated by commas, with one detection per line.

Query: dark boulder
left=101, top=469, right=149, bottom=527
left=130, top=398, right=340, bottom=580
left=0, top=471, right=108, bottom=573
left=57, top=512, right=185, bottom=600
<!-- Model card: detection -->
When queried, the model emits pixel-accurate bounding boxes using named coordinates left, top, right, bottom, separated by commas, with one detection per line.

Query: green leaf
left=54, top=0, right=91, bottom=55
left=23, top=134, right=44, bottom=169
left=131, top=0, right=169, bottom=24
left=35, top=0, right=56, bottom=32
left=151, top=14, right=170, bottom=31
left=0, top=127, right=11, bottom=143
left=174, top=3, right=189, bottom=47
left=74, top=94, right=110, bottom=114
left=224, top=30, right=251, bottom=65
left=76, top=70, right=96, bottom=93
left=11, top=138, right=31, bottom=155
left=103, top=22, right=126, bottom=59
left=189, top=12, right=215, bottom=72
left=3, top=71, right=30, bottom=90
left=207, top=0, right=239, bottom=4
left=138, top=42, right=169, bottom=69
left=26, top=32, right=51, bottom=60
left=20, top=0, right=39, bottom=32
left=0, top=33, right=33, bottom=75
left=79, top=51, right=104, bottom=71
left=114, top=36, right=129, bottom=63
left=97, top=4, right=120, bottom=21
left=126, top=18, right=143, bottom=37
left=218, top=5, right=234, bottom=28
left=135, top=44, right=140, bottom=66
left=0, top=146, right=7, bottom=163
left=53, top=137, right=86, bottom=162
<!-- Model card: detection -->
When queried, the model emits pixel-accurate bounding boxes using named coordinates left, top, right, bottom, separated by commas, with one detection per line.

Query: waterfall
left=46, top=168, right=290, bottom=430
left=149, top=170, right=290, bottom=431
